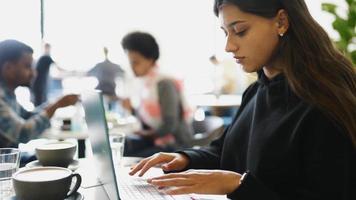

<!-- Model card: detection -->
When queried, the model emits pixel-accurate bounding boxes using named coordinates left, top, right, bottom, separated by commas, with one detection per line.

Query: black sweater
left=182, top=71, right=355, bottom=200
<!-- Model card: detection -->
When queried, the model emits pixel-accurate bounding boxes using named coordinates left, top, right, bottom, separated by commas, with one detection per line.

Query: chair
left=189, top=116, right=225, bottom=147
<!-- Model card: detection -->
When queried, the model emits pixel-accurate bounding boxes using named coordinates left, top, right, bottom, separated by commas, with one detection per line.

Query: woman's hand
left=134, top=130, right=156, bottom=139
left=121, top=98, right=133, bottom=113
left=148, top=170, right=242, bottom=195
left=129, top=152, right=190, bottom=177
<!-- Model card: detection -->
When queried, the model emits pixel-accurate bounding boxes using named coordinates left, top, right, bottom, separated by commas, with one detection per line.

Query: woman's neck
left=263, top=67, right=281, bottom=79
left=263, top=59, right=283, bottom=79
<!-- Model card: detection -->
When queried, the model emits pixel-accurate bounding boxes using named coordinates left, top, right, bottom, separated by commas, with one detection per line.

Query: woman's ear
left=276, top=9, right=289, bottom=37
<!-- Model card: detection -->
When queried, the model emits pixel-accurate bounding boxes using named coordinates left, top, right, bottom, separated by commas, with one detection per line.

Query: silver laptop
left=81, top=91, right=193, bottom=200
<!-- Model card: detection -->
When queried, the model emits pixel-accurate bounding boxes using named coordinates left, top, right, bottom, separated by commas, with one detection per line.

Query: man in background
left=0, top=39, right=78, bottom=149
left=31, top=43, right=58, bottom=106
left=88, top=47, right=124, bottom=96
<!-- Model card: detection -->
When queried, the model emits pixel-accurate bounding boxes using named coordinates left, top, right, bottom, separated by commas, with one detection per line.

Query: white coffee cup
left=12, top=167, right=81, bottom=200
left=35, top=141, right=76, bottom=167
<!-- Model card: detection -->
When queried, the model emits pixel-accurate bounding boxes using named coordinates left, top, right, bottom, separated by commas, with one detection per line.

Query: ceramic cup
left=35, top=141, right=76, bottom=168
left=12, top=167, right=81, bottom=200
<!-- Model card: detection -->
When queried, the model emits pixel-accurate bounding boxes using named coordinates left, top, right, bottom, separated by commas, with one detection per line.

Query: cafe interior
left=0, top=0, right=354, bottom=200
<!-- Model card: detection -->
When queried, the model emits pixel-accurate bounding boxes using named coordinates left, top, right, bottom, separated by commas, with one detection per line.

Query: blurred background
left=0, top=0, right=348, bottom=116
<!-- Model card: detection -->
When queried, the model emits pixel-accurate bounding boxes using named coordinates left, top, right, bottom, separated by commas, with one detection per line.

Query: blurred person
left=0, top=39, right=78, bottom=151
left=31, top=43, right=67, bottom=106
left=209, top=55, right=257, bottom=95
left=209, top=55, right=257, bottom=118
left=128, top=0, right=356, bottom=199
left=87, top=47, right=125, bottom=105
left=121, top=31, right=194, bottom=157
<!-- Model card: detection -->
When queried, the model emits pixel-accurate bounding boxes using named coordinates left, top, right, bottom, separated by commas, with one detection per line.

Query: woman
left=121, top=31, right=193, bottom=157
left=129, top=0, right=356, bottom=199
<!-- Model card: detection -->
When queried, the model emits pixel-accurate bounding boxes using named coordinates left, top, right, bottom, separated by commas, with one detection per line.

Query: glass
left=115, top=77, right=128, bottom=99
left=109, top=133, right=125, bottom=167
left=0, top=148, right=20, bottom=198
left=115, top=77, right=132, bottom=117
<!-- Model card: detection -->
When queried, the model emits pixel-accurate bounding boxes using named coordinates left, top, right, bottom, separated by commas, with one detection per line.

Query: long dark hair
left=214, top=0, right=356, bottom=146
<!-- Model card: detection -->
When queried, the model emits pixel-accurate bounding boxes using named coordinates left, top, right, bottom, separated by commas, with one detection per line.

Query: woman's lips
left=234, top=56, right=245, bottom=64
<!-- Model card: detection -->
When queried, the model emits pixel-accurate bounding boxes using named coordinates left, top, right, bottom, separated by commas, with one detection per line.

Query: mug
left=35, top=141, right=76, bottom=168
left=12, top=167, right=81, bottom=200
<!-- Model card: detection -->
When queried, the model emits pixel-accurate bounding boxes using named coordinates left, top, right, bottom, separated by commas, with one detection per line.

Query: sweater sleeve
left=154, top=79, right=181, bottom=137
left=179, top=125, right=229, bottom=170
left=227, top=110, right=355, bottom=200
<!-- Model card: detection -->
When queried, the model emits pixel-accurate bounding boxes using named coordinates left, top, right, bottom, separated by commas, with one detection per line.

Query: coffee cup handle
left=66, top=173, right=82, bottom=198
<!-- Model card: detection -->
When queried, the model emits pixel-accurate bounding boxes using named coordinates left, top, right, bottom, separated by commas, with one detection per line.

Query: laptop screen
left=81, top=91, right=120, bottom=200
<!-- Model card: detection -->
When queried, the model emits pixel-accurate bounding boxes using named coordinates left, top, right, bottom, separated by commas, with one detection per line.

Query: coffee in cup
left=35, top=141, right=76, bottom=168
left=12, top=167, right=81, bottom=200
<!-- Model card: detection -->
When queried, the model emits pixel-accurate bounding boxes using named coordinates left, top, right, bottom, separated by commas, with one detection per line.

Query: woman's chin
left=241, top=65, right=257, bottom=73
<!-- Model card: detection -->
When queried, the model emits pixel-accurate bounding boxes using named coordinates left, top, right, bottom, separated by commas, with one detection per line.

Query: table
left=78, top=185, right=109, bottom=200
left=189, top=94, right=242, bottom=119
left=189, top=94, right=242, bottom=107
left=108, top=115, right=141, bottom=135
left=77, top=158, right=110, bottom=200
left=42, top=115, right=140, bottom=158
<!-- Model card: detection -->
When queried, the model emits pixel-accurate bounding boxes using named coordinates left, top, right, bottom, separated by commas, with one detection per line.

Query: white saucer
left=25, top=159, right=80, bottom=171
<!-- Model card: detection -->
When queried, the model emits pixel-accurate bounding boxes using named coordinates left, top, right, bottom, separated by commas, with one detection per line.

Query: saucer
left=25, top=159, right=80, bottom=171
left=5, top=191, right=84, bottom=200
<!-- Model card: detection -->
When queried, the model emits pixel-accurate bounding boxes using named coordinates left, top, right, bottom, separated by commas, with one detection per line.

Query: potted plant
left=322, top=0, right=356, bottom=65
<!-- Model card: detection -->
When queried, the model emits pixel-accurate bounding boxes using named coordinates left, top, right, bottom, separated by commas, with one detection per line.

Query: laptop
left=81, top=91, right=194, bottom=200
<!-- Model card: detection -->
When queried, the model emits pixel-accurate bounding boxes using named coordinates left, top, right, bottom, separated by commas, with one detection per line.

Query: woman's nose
left=225, top=35, right=239, bottom=53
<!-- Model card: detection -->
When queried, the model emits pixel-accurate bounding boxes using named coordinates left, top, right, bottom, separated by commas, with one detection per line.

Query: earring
left=279, top=33, right=284, bottom=37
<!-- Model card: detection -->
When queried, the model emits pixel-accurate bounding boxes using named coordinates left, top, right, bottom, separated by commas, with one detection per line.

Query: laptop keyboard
left=117, top=175, right=176, bottom=200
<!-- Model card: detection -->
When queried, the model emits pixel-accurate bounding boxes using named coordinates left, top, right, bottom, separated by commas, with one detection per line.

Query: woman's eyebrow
left=227, top=20, right=246, bottom=28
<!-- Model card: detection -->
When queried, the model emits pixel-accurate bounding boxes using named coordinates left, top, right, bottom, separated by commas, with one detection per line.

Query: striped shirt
left=0, top=83, right=50, bottom=147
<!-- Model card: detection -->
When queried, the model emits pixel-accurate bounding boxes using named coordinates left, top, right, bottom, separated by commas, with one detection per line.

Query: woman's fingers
left=138, top=157, right=161, bottom=177
left=129, top=157, right=150, bottom=175
left=150, top=178, right=193, bottom=187
left=148, top=172, right=188, bottom=182
left=129, top=155, right=161, bottom=176
left=161, top=159, right=177, bottom=171
left=164, top=186, right=194, bottom=195
left=131, top=153, right=173, bottom=177
left=149, top=170, right=241, bottom=195
left=129, top=153, right=184, bottom=177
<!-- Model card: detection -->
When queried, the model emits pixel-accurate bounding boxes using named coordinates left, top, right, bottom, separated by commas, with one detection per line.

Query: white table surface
left=42, top=115, right=141, bottom=140
left=189, top=94, right=242, bottom=107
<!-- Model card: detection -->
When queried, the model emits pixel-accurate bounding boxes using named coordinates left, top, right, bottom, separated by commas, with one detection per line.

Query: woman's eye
left=235, top=29, right=247, bottom=37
